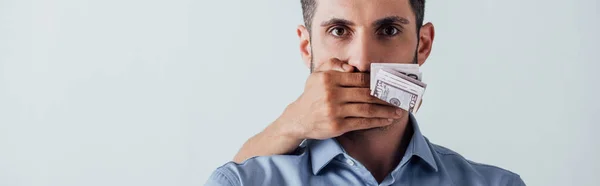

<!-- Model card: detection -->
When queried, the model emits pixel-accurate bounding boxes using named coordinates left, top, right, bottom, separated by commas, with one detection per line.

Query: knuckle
left=352, top=118, right=367, bottom=127
left=356, top=73, right=368, bottom=85
left=359, top=118, right=369, bottom=125
left=357, top=104, right=368, bottom=113
left=364, top=104, right=377, bottom=115
left=357, top=104, right=367, bottom=112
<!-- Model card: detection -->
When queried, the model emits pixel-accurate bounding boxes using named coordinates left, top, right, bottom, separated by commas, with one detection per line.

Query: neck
left=335, top=113, right=413, bottom=183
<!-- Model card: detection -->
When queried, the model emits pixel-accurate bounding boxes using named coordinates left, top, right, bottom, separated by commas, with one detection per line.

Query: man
left=206, top=0, right=525, bottom=185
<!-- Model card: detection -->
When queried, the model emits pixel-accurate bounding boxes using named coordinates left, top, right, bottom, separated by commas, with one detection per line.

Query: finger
left=314, top=58, right=354, bottom=72
left=342, top=117, right=396, bottom=132
left=336, top=87, right=390, bottom=105
left=331, top=72, right=370, bottom=87
left=340, top=103, right=404, bottom=119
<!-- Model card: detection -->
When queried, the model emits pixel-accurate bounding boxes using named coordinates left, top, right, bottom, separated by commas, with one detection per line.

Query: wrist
left=259, top=120, right=304, bottom=155
left=267, top=117, right=304, bottom=143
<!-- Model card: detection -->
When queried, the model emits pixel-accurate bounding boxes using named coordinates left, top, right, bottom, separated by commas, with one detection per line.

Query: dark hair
left=301, top=0, right=425, bottom=32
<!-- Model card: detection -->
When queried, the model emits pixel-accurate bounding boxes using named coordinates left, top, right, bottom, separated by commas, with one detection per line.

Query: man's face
left=298, top=0, right=434, bottom=72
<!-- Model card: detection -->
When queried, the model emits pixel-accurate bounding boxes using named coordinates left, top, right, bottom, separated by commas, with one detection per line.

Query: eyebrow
left=319, top=16, right=410, bottom=28
left=320, top=18, right=355, bottom=27
left=373, top=16, right=410, bottom=27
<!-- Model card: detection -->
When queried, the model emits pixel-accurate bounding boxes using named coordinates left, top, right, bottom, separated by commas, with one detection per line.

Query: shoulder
left=430, top=143, right=525, bottom=186
left=205, top=153, right=311, bottom=186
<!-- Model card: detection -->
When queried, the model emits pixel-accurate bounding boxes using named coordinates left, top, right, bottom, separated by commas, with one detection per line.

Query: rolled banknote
left=370, top=63, right=422, bottom=91
left=378, top=68, right=427, bottom=89
left=372, top=79, right=420, bottom=113
left=371, top=68, right=427, bottom=114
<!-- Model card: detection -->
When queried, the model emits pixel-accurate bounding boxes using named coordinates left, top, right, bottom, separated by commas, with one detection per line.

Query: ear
left=297, top=25, right=312, bottom=69
left=416, top=23, right=435, bottom=66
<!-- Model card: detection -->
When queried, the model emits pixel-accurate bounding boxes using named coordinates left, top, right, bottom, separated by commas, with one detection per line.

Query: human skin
left=233, top=0, right=434, bottom=182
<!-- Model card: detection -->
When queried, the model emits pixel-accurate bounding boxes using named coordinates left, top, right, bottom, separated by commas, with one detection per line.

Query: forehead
left=313, top=0, right=414, bottom=25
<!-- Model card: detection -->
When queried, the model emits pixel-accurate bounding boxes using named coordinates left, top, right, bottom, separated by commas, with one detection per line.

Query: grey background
left=0, top=0, right=598, bottom=185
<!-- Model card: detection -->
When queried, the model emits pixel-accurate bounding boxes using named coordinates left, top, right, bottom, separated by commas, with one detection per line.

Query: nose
left=345, top=34, right=378, bottom=72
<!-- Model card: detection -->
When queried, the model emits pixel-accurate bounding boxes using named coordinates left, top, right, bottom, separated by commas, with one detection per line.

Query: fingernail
left=343, top=64, right=353, bottom=71
left=388, top=118, right=394, bottom=122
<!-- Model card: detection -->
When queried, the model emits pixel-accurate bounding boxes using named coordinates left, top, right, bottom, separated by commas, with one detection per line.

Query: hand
left=233, top=59, right=405, bottom=163
left=274, top=59, right=404, bottom=140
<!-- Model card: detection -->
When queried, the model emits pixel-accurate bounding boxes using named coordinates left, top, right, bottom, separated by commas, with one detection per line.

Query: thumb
left=314, top=58, right=354, bottom=72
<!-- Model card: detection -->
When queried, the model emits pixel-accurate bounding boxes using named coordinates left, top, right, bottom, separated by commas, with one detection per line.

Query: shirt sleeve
left=204, top=169, right=238, bottom=186
left=508, top=174, right=526, bottom=186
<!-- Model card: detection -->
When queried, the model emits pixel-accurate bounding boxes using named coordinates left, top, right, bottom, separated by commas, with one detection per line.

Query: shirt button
left=345, top=158, right=355, bottom=166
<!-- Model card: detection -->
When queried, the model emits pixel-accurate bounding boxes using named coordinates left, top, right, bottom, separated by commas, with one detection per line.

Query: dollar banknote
left=370, top=63, right=422, bottom=91
left=372, top=79, right=420, bottom=113
left=370, top=65, right=427, bottom=114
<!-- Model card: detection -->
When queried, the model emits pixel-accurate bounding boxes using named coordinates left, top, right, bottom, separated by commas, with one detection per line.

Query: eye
left=378, top=26, right=400, bottom=37
left=328, top=27, right=349, bottom=37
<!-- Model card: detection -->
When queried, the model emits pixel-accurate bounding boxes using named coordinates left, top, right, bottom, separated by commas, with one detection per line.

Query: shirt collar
left=307, top=137, right=345, bottom=175
left=308, top=113, right=438, bottom=175
left=403, top=113, right=438, bottom=172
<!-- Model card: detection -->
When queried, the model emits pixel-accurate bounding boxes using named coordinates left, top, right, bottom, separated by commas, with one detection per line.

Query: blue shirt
left=206, top=114, right=525, bottom=186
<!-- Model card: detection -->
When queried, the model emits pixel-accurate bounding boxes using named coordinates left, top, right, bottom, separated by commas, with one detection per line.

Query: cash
left=370, top=63, right=427, bottom=114
left=369, top=63, right=422, bottom=90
